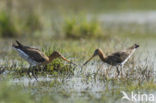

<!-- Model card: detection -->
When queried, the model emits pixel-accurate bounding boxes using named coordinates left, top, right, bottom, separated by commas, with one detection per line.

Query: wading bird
left=83, top=44, right=139, bottom=77
left=12, top=40, right=75, bottom=79
left=12, top=40, right=74, bottom=66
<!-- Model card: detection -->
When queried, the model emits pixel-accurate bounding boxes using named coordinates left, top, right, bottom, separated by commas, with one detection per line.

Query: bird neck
left=48, top=53, right=59, bottom=63
left=98, top=51, right=106, bottom=61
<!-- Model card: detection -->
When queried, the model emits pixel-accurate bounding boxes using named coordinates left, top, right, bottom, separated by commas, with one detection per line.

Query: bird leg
left=120, top=64, right=124, bottom=78
left=106, top=65, right=112, bottom=77
left=27, top=65, right=38, bottom=81
left=43, top=65, right=48, bottom=71
left=116, top=66, right=120, bottom=77
left=32, top=66, right=38, bottom=81
left=27, top=65, right=32, bottom=79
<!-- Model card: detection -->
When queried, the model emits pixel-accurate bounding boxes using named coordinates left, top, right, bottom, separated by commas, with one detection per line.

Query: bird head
left=83, top=48, right=102, bottom=65
left=49, top=51, right=77, bottom=65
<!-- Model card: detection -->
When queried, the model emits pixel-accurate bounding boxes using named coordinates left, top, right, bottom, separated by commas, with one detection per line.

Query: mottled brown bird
left=83, top=44, right=139, bottom=76
left=12, top=40, right=74, bottom=67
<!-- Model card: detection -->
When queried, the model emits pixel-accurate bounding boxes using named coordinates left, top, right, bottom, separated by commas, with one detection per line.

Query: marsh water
left=1, top=11, right=156, bottom=103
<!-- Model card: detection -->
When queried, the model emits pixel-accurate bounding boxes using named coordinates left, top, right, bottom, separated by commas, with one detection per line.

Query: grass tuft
left=63, top=15, right=104, bottom=39
left=0, top=11, right=19, bottom=37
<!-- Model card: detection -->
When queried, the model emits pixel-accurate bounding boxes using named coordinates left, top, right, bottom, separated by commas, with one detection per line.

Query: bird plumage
left=83, top=44, right=139, bottom=77
left=12, top=40, right=73, bottom=66
left=83, top=44, right=139, bottom=66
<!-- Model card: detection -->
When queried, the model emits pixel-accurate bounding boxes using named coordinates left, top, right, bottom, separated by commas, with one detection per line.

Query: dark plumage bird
left=83, top=44, right=139, bottom=76
left=12, top=40, right=74, bottom=67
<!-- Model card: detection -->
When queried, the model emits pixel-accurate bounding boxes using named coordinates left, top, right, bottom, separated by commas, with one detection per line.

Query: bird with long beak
left=12, top=40, right=75, bottom=67
left=83, top=44, right=139, bottom=77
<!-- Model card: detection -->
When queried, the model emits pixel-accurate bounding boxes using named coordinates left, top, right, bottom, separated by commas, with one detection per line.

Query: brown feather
left=13, top=40, right=73, bottom=66
left=104, top=51, right=129, bottom=66
left=20, top=47, right=49, bottom=63
left=84, top=44, right=139, bottom=66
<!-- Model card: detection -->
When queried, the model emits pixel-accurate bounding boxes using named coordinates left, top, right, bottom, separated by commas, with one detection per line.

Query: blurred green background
left=0, top=0, right=156, bottom=103
left=0, top=0, right=156, bottom=39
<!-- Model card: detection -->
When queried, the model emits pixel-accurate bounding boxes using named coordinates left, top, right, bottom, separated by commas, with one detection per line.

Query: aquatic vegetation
left=0, top=38, right=155, bottom=103
left=0, top=11, right=19, bottom=37
left=63, top=15, right=104, bottom=39
left=0, top=0, right=156, bottom=103
left=24, top=11, right=42, bottom=34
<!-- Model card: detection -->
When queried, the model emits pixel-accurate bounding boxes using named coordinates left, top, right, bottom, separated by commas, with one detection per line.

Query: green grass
left=0, top=81, right=34, bottom=103
left=0, top=11, right=19, bottom=37
left=0, top=10, right=42, bottom=38
left=24, top=11, right=42, bottom=34
left=1, top=0, right=156, bottom=38
left=0, top=38, right=155, bottom=103
left=63, top=15, right=104, bottom=39
left=0, top=0, right=156, bottom=102
left=2, top=0, right=156, bottom=13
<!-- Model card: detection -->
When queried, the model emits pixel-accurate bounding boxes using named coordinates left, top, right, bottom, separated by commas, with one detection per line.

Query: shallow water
left=96, top=11, right=156, bottom=33
left=5, top=39, right=155, bottom=103
left=2, top=39, right=156, bottom=85
left=1, top=11, right=156, bottom=102
left=99, top=11, right=156, bottom=24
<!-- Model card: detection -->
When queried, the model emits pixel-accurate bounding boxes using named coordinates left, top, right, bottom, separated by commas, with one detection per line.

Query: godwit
left=83, top=44, right=139, bottom=77
left=12, top=40, right=76, bottom=79
left=12, top=40, right=74, bottom=67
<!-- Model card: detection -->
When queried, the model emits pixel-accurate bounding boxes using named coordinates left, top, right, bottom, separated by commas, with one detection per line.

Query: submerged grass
left=0, top=0, right=156, bottom=102
left=0, top=38, right=155, bottom=103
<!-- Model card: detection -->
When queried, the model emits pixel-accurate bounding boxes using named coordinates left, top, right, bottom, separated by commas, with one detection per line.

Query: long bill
left=83, top=55, right=95, bottom=65
left=60, top=55, right=77, bottom=65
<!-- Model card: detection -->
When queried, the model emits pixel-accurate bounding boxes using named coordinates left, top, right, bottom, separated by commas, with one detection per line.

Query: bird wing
left=21, top=48, right=48, bottom=63
left=13, top=40, right=40, bottom=51
left=105, top=51, right=129, bottom=65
